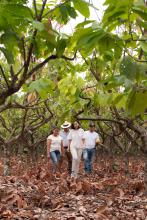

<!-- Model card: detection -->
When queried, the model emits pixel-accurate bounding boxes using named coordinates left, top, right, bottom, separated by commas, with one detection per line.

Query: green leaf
left=76, top=20, right=94, bottom=29
left=140, top=42, right=147, bottom=53
left=71, top=87, right=77, bottom=95
left=56, top=39, right=67, bottom=57
left=132, top=5, right=147, bottom=21
left=59, top=5, right=69, bottom=24
left=120, top=56, right=137, bottom=80
left=126, top=89, right=147, bottom=116
left=73, top=0, right=90, bottom=18
left=28, top=78, right=54, bottom=99
left=0, top=30, right=19, bottom=51
left=32, top=21, right=45, bottom=31
left=0, top=47, right=14, bottom=64
left=0, top=4, right=33, bottom=20
left=66, top=5, right=77, bottom=19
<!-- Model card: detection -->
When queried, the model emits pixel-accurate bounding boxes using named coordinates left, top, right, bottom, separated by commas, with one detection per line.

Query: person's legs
left=88, top=148, right=96, bottom=172
left=75, top=148, right=82, bottom=177
left=65, top=149, right=72, bottom=173
left=70, top=147, right=78, bottom=178
left=55, top=150, right=61, bottom=162
left=50, top=151, right=58, bottom=163
left=50, top=150, right=61, bottom=172
left=83, top=148, right=89, bottom=173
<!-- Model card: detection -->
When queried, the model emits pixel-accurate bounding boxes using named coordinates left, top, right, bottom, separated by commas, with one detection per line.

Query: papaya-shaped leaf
left=73, top=0, right=90, bottom=18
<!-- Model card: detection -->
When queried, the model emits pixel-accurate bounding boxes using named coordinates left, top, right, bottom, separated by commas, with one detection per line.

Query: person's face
left=89, top=126, right=95, bottom=132
left=64, top=128, right=69, bottom=132
left=53, top=128, right=59, bottom=136
left=74, top=121, right=79, bottom=129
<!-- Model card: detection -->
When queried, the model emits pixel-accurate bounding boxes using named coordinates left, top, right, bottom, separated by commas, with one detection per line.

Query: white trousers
left=70, top=147, right=82, bottom=178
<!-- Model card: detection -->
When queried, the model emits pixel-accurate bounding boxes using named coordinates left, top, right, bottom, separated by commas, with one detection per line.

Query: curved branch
left=77, top=117, right=125, bottom=125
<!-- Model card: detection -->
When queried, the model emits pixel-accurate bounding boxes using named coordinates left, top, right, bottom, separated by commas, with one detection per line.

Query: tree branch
left=77, top=117, right=125, bottom=125
left=0, top=65, right=10, bottom=88
left=33, top=0, right=38, bottom=19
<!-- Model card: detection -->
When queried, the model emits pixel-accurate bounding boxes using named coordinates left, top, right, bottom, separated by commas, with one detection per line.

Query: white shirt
left=67, top=128, right=84, bottom=148
left=84, top=131, right=100, bottom=149
left=47, top=135, right=62, bottom=152
left=60, top=130, right=70, bottom=147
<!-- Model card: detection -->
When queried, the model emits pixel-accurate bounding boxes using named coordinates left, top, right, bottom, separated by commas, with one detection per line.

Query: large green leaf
left=32, top=21, right=45, bottom=31
left=56, top=39, right=67, bottom=57
left=1, top=4, right=33, bottom=20
left=132, top=5, right=147, bottom=21
left=66, top=5, right=77, bottom=19
left=140, top=42, right=147, bottom=53
left=28, top=78, right=55, bottom=99
left=73, top=0, right=90, bottom=18
left=59, top=5, right=69, bottom=24
left=126, top=89, right=147, bottom=116
left=0, top=3, right=33, bottom=31
left=120, top=56, right=137, bottom=80
left=0, top=47, right=14, bottom=64
left=0, top=30, right=19, bottom=51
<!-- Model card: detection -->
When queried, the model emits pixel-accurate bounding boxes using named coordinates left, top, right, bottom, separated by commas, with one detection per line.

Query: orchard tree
left=0, top=0, right=91, bottom=105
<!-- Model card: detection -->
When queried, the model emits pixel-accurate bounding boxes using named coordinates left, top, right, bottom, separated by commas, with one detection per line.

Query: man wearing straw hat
left=60, top=121, right=72, bottom=174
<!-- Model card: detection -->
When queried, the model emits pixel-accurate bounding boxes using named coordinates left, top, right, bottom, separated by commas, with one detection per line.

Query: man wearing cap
left=60, top=121, right=72, bottom=174
left=83, top=122, right=100, bottom=173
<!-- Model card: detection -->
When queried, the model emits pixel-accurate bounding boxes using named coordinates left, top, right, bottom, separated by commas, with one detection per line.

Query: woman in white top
left=47, top=126, right=63, bottom=172
left=67, top=121, right=85, bottom=178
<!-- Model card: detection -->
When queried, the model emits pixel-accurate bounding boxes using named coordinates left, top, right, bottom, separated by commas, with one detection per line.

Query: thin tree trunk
left=3, top=144, right=10, bottom=176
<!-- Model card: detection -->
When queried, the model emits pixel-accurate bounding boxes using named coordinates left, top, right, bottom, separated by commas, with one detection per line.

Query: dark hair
left=50, top=126, right=59, bottom=134
left=89, top=122, right=95, bottom=127
left=71, top=121, right=81, bottom=130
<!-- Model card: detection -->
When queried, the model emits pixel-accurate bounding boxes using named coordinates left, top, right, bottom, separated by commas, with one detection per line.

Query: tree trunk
left=3, top=144, right=10, bottom=176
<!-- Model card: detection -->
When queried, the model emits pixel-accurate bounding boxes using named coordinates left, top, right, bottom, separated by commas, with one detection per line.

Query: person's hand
left=96, top=138, right=100, bottom=145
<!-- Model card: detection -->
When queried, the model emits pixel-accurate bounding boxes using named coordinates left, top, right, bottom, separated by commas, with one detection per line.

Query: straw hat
left=61, top=121, right=71, bottom=129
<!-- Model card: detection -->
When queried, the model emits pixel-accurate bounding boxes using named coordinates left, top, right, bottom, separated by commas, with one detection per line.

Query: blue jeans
left=83, top=148, right=96, bottom=173
left=50, top=150, right=61, bottom=172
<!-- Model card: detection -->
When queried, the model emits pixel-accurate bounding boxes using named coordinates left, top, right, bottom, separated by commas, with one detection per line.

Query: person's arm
left=68, top=139, right=72, bottom=151
left=95, top=134, right=101, bottom=145
left=47, top=139, right=51, bottom=159
left=67, top=131, right=72, bottom=151
left=82, top=138, right=85, bottom=146
left=61, top=140, right=64, bottom=154
left=81, top=129, right=85, bottom=147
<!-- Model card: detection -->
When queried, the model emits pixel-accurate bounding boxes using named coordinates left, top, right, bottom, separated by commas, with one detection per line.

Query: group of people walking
left=47, top=121, right=100, bottom=178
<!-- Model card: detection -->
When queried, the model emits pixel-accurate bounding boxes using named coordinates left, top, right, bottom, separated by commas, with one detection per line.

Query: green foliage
left=73, top=0, right=90, bottom=18
left=126, top=88, right=147, bottom=117
left=28, top=78, right=55, bottom=99
left=0, top=0, right=147, bottom=121
left=120, top=56, right=137, bottom=80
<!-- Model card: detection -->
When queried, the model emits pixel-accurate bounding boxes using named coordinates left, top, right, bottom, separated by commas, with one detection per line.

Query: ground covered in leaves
left=0, top=156, right=147, bottom=220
